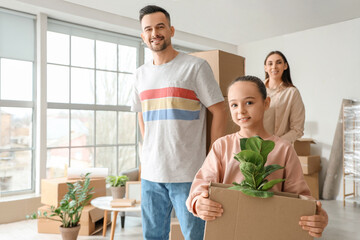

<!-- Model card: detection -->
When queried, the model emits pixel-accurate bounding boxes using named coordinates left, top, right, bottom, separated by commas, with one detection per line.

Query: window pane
left=118, top=73, right=133, bottom=106
left=1, top=58, right=33, bottom=101
left=71, top=36, right=94, bottom=68
left=118, top=112, right=136, bottom=144
left=118, top=45, right=137, bottom=73
left=46, top=148, right=69, bottom=178
left=96, top=146, right=116, bottom=175
left=47, top=64, right=69, bottom=103
left=0, top=151, right=32, bottom=192
left=96, top=111, right=116, bottom=145
left=96, top=40, right=117, bottom=71
left=47, top=109, right=69, bottom=147
left=96, top=71, right=117, bottom=105
left=47, top=31, right=69, bottom=65
left=118, top=146, right=136, bottom=173
left=71, top=110, right=94, bottom=146
left=71, top=67, right=94, bottom=104
left=71, top=147, right=94, bottom=168
left=0, top=107, right=32, bottom=149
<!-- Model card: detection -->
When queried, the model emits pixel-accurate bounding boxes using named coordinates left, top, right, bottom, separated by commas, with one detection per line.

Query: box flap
left=295, top=138, right=316, bottom=144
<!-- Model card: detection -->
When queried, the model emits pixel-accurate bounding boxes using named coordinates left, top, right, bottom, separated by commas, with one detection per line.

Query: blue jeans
left=141, top=179, right=205, bottom=240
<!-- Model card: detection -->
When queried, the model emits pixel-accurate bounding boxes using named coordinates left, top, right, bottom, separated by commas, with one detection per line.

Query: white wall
left=238, top=18, right=360, bottom=200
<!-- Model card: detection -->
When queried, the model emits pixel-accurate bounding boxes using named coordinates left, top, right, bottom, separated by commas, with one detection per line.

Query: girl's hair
left=228, top=75, right=267, bottom=100
left=264, top=51, right=294, bottom=87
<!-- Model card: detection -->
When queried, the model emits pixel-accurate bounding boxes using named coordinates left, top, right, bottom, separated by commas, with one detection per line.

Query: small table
left=91, top=196, right=141, bottom=240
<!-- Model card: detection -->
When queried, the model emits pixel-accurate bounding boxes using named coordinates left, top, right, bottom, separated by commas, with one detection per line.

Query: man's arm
left=207, top=101, right=227, bottom=148
left=138, top=112, right=145, bottom=138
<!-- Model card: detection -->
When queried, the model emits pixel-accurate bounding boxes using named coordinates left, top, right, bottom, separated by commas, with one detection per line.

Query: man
left=131, top=5, right=226, bottom=240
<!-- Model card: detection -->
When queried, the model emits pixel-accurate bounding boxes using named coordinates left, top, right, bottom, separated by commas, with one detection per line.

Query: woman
left=263, top=51, right=305, bottom=143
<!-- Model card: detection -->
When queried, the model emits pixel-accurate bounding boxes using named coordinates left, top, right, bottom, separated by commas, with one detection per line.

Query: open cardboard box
left=293, top=138, right=316, bottom=156
left=37, top=204, right=110, bottom=235
left=204, top=183, right=316, bottom=240
left=299, top=155, right=321, bottom=175
left=41, top=177, right=106, bottom=207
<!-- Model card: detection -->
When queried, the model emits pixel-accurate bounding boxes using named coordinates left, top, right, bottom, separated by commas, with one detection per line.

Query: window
left=46, top=20, right=141, bottom=178
left=0, top=8, right=36, bottom=194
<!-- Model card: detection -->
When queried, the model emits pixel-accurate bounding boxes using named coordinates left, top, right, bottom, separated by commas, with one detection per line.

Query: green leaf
left=263, top=164, right=284, bottom=179
left=245, top=136, right=262, bottom=153
left=240, top=162, right=258, bottom=188
left=260, top=179, right=285, bottom=191
left=240, top=188, right=274, bottom=198
left=240, top=138, right=248, bottom=151
left=259, top=140, right=275, bottom=163
left=236, top=150, right=263, bottom=166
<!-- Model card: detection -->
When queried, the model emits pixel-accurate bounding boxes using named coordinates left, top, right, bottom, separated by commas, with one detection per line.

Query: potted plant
left=230, top=136, right=285, bottom=198
left=106, top=175, right=129, bottom=199
left=28, top=173, right=93, bottom=240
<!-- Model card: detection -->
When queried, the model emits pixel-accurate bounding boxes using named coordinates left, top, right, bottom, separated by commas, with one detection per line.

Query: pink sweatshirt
left=186, top=132, right=311, bottom=215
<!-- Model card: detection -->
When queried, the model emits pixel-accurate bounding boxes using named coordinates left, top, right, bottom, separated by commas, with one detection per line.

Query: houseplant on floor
left=106, top=175, right=129, bottom=199
left=28, top=173, right=94, bottom=240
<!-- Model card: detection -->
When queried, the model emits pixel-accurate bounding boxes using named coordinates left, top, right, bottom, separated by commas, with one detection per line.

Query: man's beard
left=149, top=37, right=171, bottom=52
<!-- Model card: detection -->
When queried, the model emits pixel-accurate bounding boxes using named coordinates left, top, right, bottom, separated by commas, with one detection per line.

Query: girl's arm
left=186, top=142, right=223, bottom=216
left=299, top=201, right=328, bottom=238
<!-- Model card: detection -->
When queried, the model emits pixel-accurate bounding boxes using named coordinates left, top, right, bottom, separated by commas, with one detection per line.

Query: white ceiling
left=65, top=0, right=360, bottom=45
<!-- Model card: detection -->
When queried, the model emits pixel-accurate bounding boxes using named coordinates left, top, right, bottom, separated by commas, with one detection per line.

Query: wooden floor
left=0, top=200, right=359, bottom=240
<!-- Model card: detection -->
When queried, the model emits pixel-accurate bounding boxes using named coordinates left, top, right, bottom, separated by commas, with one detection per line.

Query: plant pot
left=59, top=224, right=80, bottom=240
left=110, top=186, right=125, bottom=199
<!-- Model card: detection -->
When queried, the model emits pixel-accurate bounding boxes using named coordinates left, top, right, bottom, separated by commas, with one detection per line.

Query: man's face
left=141, top=12, right=174, bottom=52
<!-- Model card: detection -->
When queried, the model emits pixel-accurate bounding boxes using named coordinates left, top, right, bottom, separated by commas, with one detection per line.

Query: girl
left=186, top=76, right=328, bottom=238
left=263, top=51, right=305, bottom=143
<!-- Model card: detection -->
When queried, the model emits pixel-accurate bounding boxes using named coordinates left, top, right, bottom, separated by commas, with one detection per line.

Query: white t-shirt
left=131, top=52, right=224, bottom=182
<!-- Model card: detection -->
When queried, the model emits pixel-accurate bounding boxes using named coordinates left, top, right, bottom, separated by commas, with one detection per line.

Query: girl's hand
left=195, top=191, right=223, bottom=221
left=299, top=201, right=328, bottom=238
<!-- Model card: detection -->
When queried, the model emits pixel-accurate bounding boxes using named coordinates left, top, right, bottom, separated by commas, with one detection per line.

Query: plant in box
left=106, top=175, right=129, bottom=199
left=28, top=173, right=93, bottom=240
left=229, top=136, right=285, bottom=197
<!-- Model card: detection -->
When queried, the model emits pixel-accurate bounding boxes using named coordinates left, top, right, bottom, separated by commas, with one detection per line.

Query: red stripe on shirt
left=140, top=87, right=199, bottom=101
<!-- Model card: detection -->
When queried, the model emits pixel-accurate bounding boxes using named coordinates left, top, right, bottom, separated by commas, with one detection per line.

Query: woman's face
left=264, top=53, right=288, bottom=81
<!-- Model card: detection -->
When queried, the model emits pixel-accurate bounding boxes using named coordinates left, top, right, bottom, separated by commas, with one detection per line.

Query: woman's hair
left=228, top=75, right=267, bottom=100
left=139, top=5, right=171, bottom=26
left=264, top=51, right=294, bottom=87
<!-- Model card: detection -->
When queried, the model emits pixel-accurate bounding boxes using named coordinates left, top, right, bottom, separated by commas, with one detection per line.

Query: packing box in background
left=299, top=155, right=321, bottom=175
left=169, top=218, right=184, bottom=240
left=41, top=177, right=106, bottom=207
left=37, top=204, right=110, bottom=235
left=304, top=172, right=320, bottom=200
left=293, top=138, right=316, bottom=156
left=204, top=183, right=316, bottom=240
left=189, top=50, right=245, bottom=97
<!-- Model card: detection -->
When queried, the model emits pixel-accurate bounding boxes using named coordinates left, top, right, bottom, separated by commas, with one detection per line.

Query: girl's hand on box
left=299, top=201, right=328, bottom=238
left=195, top=191, right=223, bottom=221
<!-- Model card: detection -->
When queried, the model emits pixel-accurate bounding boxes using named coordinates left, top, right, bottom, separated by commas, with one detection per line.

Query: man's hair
left=139, top=5, right=171, bottom=25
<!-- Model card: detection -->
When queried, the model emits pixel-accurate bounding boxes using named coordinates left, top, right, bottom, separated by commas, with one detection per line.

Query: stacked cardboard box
left=189, top=50, right=245, bottom=150
left=293, top=138, right=321, bottom=199
left=38, top=177, right=108, bottom=235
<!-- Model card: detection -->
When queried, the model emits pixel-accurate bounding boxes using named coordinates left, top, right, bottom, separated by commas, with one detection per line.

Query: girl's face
left=264, top=53, right=288, bottom=81
left=228, top=81, right=270, bottom=132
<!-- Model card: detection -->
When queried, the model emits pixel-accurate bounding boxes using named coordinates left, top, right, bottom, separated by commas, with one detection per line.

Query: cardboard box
left=37, top=204, right=110, bottom=235
left=204, top=183, right=316, bottom=240
left=293, top=138, right=316, bottom=156
left=304, top=172, right=320, bottom=200
left=41, top=177, right=106, bottom=207
left=189, top=50, right=245, bottom=97
left=299, top=155, right=321, bottom=175
left=170, top=218, right=184, bottom=240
